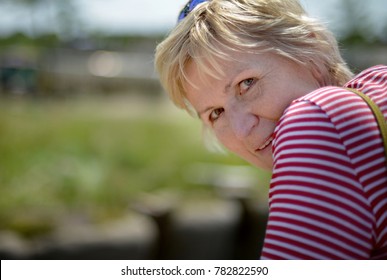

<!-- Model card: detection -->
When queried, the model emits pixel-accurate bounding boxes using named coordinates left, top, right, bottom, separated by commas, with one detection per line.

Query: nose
left=228, top=106, right=258, bottom=140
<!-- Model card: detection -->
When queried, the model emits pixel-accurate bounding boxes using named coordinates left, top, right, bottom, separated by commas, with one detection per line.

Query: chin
left=245, top=157, right=273, bottom=171
left=246, top=152, right=273, bottom=171
left=255, top=162, right=273, bottom=171
left=231, top=148, right=273, bottom=171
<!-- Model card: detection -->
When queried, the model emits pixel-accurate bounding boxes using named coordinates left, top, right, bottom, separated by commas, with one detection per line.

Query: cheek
left=213, top=126, right=232, bottom=148
left=212, top=125, right=238, bottom=151
left=257, top=93, right=293, bottom=121
left=214, top=128, right=247, bottom=158
left=214, top=124, right=273, bottom=170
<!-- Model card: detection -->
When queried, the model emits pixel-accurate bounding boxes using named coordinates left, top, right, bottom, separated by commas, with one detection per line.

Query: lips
left=256, top=135, right=274, bottom=151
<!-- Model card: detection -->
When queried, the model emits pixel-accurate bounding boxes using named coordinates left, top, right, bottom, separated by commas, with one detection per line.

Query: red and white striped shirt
left=261, top=65, right=387, bottom=259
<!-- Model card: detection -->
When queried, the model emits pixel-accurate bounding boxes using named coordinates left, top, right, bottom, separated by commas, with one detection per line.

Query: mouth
left=256, top=135, right=274, bottom=151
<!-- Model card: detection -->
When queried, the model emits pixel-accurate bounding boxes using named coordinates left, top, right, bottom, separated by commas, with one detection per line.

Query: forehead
left=185, top=50, right=240, bottom=83
left=183, top=59, right=223, bottom=117
left=184, top=49, right=269, bottom=89
left=183, top=52, right=256, bottom=107
left=184, top=57, right=232, bottom=97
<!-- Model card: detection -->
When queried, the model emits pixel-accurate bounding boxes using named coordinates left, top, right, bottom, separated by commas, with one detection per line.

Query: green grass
left=0, top=95, right=271, bottom=237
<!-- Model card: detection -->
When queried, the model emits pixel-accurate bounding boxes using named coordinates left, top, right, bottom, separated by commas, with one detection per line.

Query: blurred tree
left=338, top=0, right=370, bottom=43
left=53, top=0, right=83, bottom=39
left=1, top=0, right=82, bottom=39
left=338, top=0, right=385, bottom=44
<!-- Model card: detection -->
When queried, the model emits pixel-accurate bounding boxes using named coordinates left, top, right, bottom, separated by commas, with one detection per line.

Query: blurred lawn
left=0, top=95, right=271, bottom=237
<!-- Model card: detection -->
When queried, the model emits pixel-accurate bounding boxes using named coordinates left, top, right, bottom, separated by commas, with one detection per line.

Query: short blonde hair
left=155, top=0, right=353, bottom=111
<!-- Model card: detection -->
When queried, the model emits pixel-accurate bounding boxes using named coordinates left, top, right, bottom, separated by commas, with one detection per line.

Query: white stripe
left=276, top=157, right=354, bottom=175
left=270, top=173, right=362, bottom=198
left=270, top=175, right=369, bottom=215
left=366, top=178, right=387, bottom=194
left=275, top=139, right=345, bottom=153
left=352, top=147, right=384, bottom=164
left=270, top=206, right=371, bottom=244
left=275, top=138, right=340, bottom=150
left=281, top=113, right=328, bottom=123
left=369, top=187, right=387, bottom=208
left=318, top=93, right=356, bottom=108
left=268, top=220, right=369, bottom=256
left=285, top=102, right=319, bottom=112
left=354, top=67, right=387, bottom=87
left=373, top=194, right=387, bottom=214
left=303, top=92, right=336, bottom=105
left=356, top=156, right=385, bottom=174
left=274, top=166, right=357, bottom=188
left=275, top=126, right=339, bottom=146
left=278, top=122, right=336, bottom=131
left=323, top=96, right=359, bottom=110
left=261, top=248, right=299, bottom=260
left=336, top=115, right=374, bottom=130
left=271, top=69, right=387, bottom=258
left=369, top=188, right=387, bottom=201
left=348, top=139, right=382, bottom=154
left=271, top=183, right=370, bottom=220
left=377, top=219, right=387, bottom=237
left=370, top=70, right=386, bottom=87
left=361, top=164, right=386, bottom=181
left=275, top=148, right=347, bottom=162
left=376, top=210, right=387, bottom=229
left=329, top=100, right=366, bottom=115
left=344, top=129, right=379, bottom=145
left=340, top=123, right=378, bottom=138
left=365, top=85, right=387, bottom=96
left=374, top=200, right=387, bottom=219
left=331, top=108, right=370, bottom=122
left=263, top=238, right=330, bottom=259
left=285, top=102, right=323, bottom=111
left=307, top=88, right=348, bottom=104
left=301, top=87, right=334, bottom=100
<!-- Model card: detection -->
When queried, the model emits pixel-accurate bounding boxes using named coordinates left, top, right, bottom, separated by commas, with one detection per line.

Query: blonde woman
left=155, top=0, right=387, bottom=259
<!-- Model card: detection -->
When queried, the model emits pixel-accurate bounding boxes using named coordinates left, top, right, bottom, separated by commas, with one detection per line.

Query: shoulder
left=273, top=86, right=353, bottom=147
left=272, top=91, right=349, bottom=173
left=290, top=64, right=387, bottom=113
left=275, top=81, right=380, bottom=139
left=271, top=85, right=373, bottom=171
left=273, top=65, right=387, bottom=156
left=345, top=65, right=387, bottom=113
left=345, top=65, right=387, bottom=92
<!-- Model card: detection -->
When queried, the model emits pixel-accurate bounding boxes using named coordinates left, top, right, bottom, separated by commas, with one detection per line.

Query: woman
left=155, top=0, right=387, bottom=259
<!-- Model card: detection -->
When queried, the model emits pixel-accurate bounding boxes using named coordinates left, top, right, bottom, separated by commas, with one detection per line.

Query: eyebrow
left=224, top=66, right=244, bottom=94
left=224, top=82, right=232, bottom=94
left=195, top=65, right=244, bottom=119
left=196, top=76, right=234, bottom=119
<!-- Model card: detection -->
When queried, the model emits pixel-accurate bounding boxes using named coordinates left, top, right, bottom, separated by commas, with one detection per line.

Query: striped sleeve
left=261, top=100, right=375, bottom=259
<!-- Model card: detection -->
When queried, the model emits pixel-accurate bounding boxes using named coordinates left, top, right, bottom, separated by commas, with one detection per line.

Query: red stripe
left=263, top=66, right=387, bottom=259
left=266, top=224, right=368, bottom=258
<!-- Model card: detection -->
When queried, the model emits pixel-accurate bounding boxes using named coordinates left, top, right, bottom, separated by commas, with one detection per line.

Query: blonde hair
left=155, top=0, right=353, bottom=111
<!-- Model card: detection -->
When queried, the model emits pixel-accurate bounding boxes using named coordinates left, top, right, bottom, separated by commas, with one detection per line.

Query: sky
left=0, top=0, right=385, bottom=37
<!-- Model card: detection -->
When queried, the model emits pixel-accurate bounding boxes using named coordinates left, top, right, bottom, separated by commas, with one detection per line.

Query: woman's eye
left=239, top=78, right=255, bottom=95
left=209, top=108, right=224, bottom=123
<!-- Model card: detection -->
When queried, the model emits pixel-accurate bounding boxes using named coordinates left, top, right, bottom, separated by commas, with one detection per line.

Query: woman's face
left=185, top=51, right=323, bottom=170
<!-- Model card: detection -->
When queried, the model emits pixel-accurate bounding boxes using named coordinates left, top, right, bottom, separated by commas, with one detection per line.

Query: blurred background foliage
left=0, top=0, right=386, bottom=238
